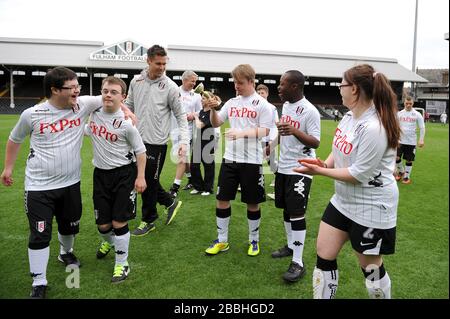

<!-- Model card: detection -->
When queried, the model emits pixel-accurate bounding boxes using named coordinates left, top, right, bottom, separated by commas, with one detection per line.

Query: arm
left=276, top=122, right=320, bottom=149
left=1, top=140, right=22, bottom=186
left=134, top=152, right=147, bottom=193
left=121, top=104, right=137, bottom=126
left=194, top=112, right=205, bottom=129
left=224, top=127, right=269, bottom=140
left=210, top=107, right=224, bottom=128
left=417, top=114, right=425, bottom=147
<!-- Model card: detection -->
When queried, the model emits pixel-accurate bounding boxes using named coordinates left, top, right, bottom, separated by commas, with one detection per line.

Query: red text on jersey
left=229, top=106, right=257, bottom=118
left=88, top=121, right=118, bottom=142
left=400, top=116, right=417, bottom=123
left=280, top=115, right=300, bottom=129
left=39, top=118, right=81, bottom=134
left=333, top=128, right=353, bottom=154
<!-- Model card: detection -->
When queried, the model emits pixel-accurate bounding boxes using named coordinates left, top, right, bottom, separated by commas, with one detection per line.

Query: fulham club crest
left=158, top=82, right=166, bottom=90
left=296, top=106, right=304, bottom=115
left=72, top=103, right=80, bottom=113
left=37, top=221, right=46, bottom=233
left=252, top=99, right=260, bottom=106
left=113, top=119, right=123, bottom=129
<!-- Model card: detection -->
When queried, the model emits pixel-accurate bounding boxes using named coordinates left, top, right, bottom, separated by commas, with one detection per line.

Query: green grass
left=0, top=114, right=448, bottom=299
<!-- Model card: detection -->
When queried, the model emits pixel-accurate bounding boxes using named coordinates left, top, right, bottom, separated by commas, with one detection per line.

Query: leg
left=355, top=252, right=391, bottom=299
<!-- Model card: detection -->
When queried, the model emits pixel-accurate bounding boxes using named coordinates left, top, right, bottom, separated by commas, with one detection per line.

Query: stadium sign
left=90, top=40, right=148, bottom=63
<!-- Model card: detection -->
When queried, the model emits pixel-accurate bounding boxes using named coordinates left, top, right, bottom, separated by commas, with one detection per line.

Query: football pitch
left=0, top=115, right=448, bottom=299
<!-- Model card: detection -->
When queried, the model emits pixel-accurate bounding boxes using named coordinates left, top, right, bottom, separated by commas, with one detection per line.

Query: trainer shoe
left=30, top=285, right=47, bottom=299
left=96, top=241, right=114, bottom=259
left=237, top=185, right=241, bottom=192
left=131, top=221, right=155, bottom=237
left=267, top=193, right=275, bottom=200
left=58, top=251, right=81, bottom=267
left=248, top=240, right=260, bottom=256
left=182, top=183, right=193, bottom=190
left=201, top=191, right=211, bottom=196
left=165, top=199, right=182, bottom=225
left=402, top=178, right=412, bottom=184
left=269, top=180, right=275, bottom=187
left=190, top=189, right=201, bottom=195
left=395, top=172, right=404, bottom=182
left=205, top=239, right=229, bottom=255
left=271, top=245, right=293, bottom=258
left=111, top=263, right=130, bottom=283
left=283, top=261, right=306, bottom=282
left=169, top=184, right=180, bottom=198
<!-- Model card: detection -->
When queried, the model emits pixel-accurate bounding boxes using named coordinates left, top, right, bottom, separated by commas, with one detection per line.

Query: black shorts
left=93, top=164, right=137, bottom=225
left=25, top=182, right=82, bottom=247
left=322, top=202, right=396, bottom=255
left=216, top=161, right=266, bottom=204
left=274, top=173, right=312, bottom=214
left=397, top=144, right=416, bottom=162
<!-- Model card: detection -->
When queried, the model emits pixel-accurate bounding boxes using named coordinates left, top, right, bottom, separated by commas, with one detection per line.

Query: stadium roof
left=0, top=37, right=427, bottom=83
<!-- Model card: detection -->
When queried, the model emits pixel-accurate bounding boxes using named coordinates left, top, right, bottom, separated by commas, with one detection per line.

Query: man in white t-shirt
left=395, top=96, right=425, bottom=184
left=256, top=84, right=278, bottom=198
left=169, top=70, right=203, bottom=197
left=0, top=67, right=133, bottom=298
left=205, top=64, right=272, bottom=257
left=86, top=76, right=147, bottom=283
left=269, top=70, right=321, bottom=283
left=440, top=112, right=447, bottom=125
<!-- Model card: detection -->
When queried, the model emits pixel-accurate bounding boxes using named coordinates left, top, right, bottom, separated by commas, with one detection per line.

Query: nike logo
left=360, top=242, right=374, bottom=246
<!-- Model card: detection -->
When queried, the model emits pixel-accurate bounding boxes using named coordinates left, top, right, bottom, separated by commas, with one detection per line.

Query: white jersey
left=440, top=113, right=447, bottom=123
left=86, top=108, right=146, bottom=170
left=9, top=96, right=102, bottom=191
left=398, top=108, right=425, bottom=146
left=218, top=92, right=273, bottom=164
left=261, top=102, right=279, bottom=143
left=330, top=106, right=398, bottom=229
left=277, top=97, right=321, bottom=176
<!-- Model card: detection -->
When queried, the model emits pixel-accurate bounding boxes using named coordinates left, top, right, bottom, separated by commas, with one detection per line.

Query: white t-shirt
left=86, top=108, right=146, bottom=170
left=398, top=108, right=425, bottom=146
left=9, top=96, right=102, bottom=191
left=440, top=113, right=447, bottom=123
left=277, top=97, right=321, bottom=176
left=218, top=92, right=273, bottom=164
left=330, top=106, right=398, bottom=229
left=170, top=87, right=202, bottom=141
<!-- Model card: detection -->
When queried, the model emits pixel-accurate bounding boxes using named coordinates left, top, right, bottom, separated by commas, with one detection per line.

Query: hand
left=122, top=104, right=137, bottom=125
left=276, top=122, right=296, bottom=136
left=135, top=177, right=147, bottom=193
left=187, top=113, right=195, bottom=121
left=224, top=128, right=241, bottom=140
left=293, top=157, right=326, bottom=175
left=1, top=169, right=13, bottom=186
left=178, top=143, right=187, bottom=158
left=418, top=141, right=424, bottom=148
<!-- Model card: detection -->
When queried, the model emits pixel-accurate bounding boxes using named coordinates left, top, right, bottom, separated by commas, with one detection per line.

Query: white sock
left=284, top=221, right=292, bottom=249
left=99, top=229, right=114, bottom=245
left=396, top=162, right=404, bottom=173
left=217, top=217, right=230, bottom=243
left=248, top=217, right=261, bottom=242
left=58, top=233, right=74, bottom=255
left=313, top=267, right=339, bottom=299
left=29, top=247, right=49, bottom=286
left=114, top=231, right=130, bottom=266
left=174, top=179, right=182, bottom=186
left=404, top=165, right=413, bottom=179
left=366, top=272, right=391, bottom=299
left=291, top=217, right=306, bottom=267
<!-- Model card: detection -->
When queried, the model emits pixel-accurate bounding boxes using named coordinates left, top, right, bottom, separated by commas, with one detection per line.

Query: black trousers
left=190, top=140, right=215, bottom=193
left=141, top=144, right=173, bottom=223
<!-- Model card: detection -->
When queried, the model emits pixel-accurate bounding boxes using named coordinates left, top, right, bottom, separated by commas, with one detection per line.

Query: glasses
left=60, top=85, right=82, bottom=90
left=101, top=89, right=122, bottom=96
left=337, top=84, right=352, bottom=89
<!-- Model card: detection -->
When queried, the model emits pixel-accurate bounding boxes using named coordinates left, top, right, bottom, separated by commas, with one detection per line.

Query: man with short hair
left=395, top=96, right=425, bottom=184
left=205, top=64, right=272, bottom=257
left=86, top=76, right=147, bottom=283
left=125, top=45, right=186, bottom=236
left=1, top=67, right=103, bottom=298
left=270, top=70, right=321, bottom=282
left=169, top=70, right=203, bottom=197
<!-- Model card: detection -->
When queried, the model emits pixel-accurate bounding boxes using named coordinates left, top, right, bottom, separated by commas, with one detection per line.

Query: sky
left=0, top=0, right=448, bottom=70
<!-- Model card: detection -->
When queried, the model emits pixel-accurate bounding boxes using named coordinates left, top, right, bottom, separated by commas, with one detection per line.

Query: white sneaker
left=201, top=191, right=211, bottom=196
left=190, top=189, right=201, bottom=195
left=269, top=181, right=275, bottom=187
left=267, top=193, right=275, bottom=200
